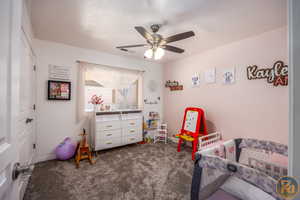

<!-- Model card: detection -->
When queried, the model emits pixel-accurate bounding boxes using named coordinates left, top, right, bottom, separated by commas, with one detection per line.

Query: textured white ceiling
left=29, top=0, right=287, bottom=63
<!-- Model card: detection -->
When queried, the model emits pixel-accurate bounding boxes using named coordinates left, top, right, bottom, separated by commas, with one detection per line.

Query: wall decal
left=204, top=68, right=216, bottom=83
left=49, top=64, right=71, bottom=80
left=223, top=68, right=235, bottom=84
left=247, top=60, right=288, bottom=86
left=165, top=80, right=183, bottom=91
left=191, top=73, right=200, bottom=87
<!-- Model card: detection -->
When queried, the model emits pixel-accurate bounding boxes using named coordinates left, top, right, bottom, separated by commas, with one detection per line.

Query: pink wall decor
left=247, top=60, right=288, bottom=86
left=165, top=80, right=183, bottom=91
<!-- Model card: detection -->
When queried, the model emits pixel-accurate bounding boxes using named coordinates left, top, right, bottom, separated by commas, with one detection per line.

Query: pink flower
left=89, top=95, right=104, bottom=105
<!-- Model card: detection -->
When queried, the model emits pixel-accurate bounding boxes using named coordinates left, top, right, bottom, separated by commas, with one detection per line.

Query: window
left=82, top=62, right=142, bottom=111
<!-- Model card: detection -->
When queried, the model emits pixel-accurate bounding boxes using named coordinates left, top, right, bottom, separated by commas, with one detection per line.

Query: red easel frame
left=177, top=107, right=208, bottom=160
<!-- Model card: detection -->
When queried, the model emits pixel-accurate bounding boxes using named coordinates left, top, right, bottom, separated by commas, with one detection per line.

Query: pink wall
left=163, top=27, right=288, bottom=144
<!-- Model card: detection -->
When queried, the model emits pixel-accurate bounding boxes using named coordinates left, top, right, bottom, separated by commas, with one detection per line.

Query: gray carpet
left=24, top=143, right=194, bottom=200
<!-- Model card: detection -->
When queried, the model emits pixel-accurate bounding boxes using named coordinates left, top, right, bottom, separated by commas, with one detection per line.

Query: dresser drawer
left=95, top=137, right=122, bottom=150
left=96, top=121, right=121, bottom=131
left=96, top=129, right=122, bottom=141
left=96, top=114, right=120, bottom=122
left=122, top=119, right=142, bottom=128
left=123, top=127, right=142, bottom=136
left=122, top=113, right=142, bottom=120
left=123, top=134, right=143, bottom=145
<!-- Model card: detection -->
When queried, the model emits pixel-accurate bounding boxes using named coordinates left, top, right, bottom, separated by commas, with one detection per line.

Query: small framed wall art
left=191, top=73, right=200, bottom=87
left=222, top=68, right=235, bottom=84
left=204, top=68, right=216, bottom=84
left=48, top=80, right=71, bottom=100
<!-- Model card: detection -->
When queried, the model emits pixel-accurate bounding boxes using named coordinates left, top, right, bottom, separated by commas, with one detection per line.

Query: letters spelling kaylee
left=247, top=60, right=288, bottom=86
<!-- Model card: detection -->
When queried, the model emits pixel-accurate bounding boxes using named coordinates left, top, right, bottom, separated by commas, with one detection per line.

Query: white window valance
left=83, top=62, right=143, bottom=89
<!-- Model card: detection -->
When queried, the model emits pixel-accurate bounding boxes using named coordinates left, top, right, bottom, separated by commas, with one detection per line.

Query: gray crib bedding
left=198, top=174, right=229, bottom=199
left=206, top=189, right=240, bottom=200
left=191, top=138, right=287, bottom=200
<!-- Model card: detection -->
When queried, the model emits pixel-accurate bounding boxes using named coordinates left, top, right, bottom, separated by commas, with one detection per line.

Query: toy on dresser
left=75, top=129, right=94, bottom=168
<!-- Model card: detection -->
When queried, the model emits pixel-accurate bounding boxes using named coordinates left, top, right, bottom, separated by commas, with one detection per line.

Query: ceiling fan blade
left=164, top=31, right=195, bottom=44
left=116, top=44, right=147, bottom=49
left=134, top=26, right=153, bottom=41
left=162, top=45, right=185, bottom=53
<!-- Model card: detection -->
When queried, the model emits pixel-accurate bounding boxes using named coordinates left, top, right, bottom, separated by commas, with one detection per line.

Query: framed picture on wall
left=222, top=68, right=235, bottom=84
left=48, top=80, right=71, bottom=100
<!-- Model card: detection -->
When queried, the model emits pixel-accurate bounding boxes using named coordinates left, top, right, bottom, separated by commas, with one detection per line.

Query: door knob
left=12, top=162, right=34, bottom=181
left=25, top=118, right=34, bottom=124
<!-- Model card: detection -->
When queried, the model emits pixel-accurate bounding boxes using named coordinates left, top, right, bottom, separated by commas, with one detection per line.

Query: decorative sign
left=191, top=73, right=200, bottom=87
left=204, top=68, right=216, bottom=83
left=247, top=61, right=288, bottom=86
left=165, top=80, right=183, bottom=91
left=223, top=68, right=235, bottom=84
left=49, top=64, right=71, bottom=80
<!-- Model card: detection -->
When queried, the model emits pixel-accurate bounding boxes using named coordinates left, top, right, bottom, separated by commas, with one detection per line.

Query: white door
left=17, top=33, right=37, bottom=199
left=0, top=0, right=18, bottom=199
left=0, top=0, right=36, bottom=199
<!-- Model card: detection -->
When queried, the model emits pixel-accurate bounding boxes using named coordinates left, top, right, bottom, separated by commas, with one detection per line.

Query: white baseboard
left=35, top=153, right=56, bottom=163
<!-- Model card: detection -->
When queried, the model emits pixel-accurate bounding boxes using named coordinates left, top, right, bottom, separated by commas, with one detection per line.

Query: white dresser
left=91, top=110, right=143, bottom=151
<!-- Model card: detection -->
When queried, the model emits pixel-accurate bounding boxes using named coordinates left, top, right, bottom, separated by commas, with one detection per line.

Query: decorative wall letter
left=246, top=61, right=288, bottom=86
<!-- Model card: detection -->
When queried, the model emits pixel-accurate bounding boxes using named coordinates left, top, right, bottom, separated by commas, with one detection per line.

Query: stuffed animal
left=55, top=137, right=76, bottom=160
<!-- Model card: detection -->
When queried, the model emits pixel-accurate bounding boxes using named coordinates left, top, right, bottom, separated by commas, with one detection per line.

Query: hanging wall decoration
left=222, top=68, right=235, bottom=84
left=48, top=80, right=71, bottom=100
left=191, top=73, right=200, bottom=87
left=204, top=68, right=216, bottom=84
left=165, top=80, right=183, bottom=91
left=49, top=64, right=71, bottom=80
left=246, top=60, right=288, bottom=86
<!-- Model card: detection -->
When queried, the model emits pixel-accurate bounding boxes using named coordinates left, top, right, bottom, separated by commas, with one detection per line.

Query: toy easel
left=176, top=107, right=208, bottom=160
left=75, top=129, right=94, bottom=168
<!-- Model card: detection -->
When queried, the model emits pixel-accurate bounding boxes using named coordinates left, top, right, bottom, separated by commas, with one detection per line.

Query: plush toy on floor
left=55, top=137, right=77, bottom=160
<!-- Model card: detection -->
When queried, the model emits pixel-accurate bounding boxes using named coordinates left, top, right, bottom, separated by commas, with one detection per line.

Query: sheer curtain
left=76, top=61, right=143, bottom=123
left=76, top=62, right=87, bottom=123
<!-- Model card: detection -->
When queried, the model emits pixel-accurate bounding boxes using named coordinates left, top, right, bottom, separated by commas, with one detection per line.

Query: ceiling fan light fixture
left=154, top=47, right=165, bottom=60
left=144, top=48, right=153, bottom=59
left=117, top=25, right=194, bottom=60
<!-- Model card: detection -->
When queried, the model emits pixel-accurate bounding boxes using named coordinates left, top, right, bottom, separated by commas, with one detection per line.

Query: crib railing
left=198, top=132, right=221, bottom=149
left=248, top=157, right=288, bottom=180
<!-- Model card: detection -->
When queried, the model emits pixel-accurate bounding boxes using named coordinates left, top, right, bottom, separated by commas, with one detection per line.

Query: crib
left=191, top=138, right=288, bottom=200
left=198, top=132, right=222, bottom=149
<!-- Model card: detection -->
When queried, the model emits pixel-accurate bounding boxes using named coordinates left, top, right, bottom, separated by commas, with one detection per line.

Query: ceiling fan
left=116, top=24, right=195, bottom=60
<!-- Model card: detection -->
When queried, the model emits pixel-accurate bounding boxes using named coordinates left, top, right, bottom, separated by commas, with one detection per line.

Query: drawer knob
left=106, top=134, right=112, bottom=136
left=106, top=142, right=112, bottom=144
left=130, top=138, right=135, bottom=141
left=130, top=130, right=135, bottom=133
left=130, top=123, right=135, bottom=125
left=106, top=125, right=113, bottom=128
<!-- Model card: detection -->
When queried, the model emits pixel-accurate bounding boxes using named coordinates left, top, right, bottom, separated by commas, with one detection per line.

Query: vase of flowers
left=89, top=95, right=104, bottom=112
